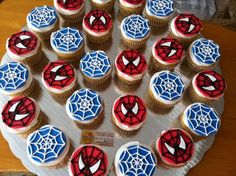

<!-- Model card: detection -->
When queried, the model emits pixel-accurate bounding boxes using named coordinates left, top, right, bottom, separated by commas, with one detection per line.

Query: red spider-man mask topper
left=1, top=96, right=37, bottom=129
left=83, top=10, right=112, bottom=32
left=7, top=30, right=38, bottom=56
left=69, top=145, right=108, bottom=176
left=174, top=14, right=202, bottom=36
left=56, top=0, right=84, bottom=10
left=115, top=50, right=147, bottom=76
left=154, top=38, right=184, bottom=64
left=124, top=0, right=145, bottom=5
left=43, top=61, right=76, bottom=90
left=113, top=95, right=147, bottom=127
left=195, top=70, right=226, bottom=98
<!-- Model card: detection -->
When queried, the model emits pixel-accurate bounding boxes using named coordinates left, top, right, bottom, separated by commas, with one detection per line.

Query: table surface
left=0, top=0, right=236, bottom=175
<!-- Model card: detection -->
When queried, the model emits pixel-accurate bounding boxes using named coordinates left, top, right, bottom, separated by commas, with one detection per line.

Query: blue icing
left=80, top=51, right=111, bottom=78
left=192, top=38, right=221, bottom=65
left=186, top=103, right=220, bottom=137
left=147, top=0, right=174, bottom=17
left=118, top=144, right=156, bottom=176
left=27, top=125, right=67, bottom=164
left=27, top=6, right=58, bottom=28
left=151, top=71, right=185, bottom=101
left=67, top=89, right=102, bottom=121
left=0, top=62, right=29, bottom=91
left=122, top=15, right=150, bottom=39
left=51, top=27, right=84, bottom=52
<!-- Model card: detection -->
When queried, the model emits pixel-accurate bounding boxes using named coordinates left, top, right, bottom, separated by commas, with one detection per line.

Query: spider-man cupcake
left=119, top=0, right=145, bottom=17
left=83, top=10, right=113, bottom=44
left=90, top=0, right=116, bottom=12
left=189, top=70, right=226, bottom=104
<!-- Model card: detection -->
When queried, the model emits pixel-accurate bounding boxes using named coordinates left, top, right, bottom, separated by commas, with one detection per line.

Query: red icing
left=157, top=128, right=194, bottom=166
left=115, top=50, right=147, bottom=76
left=1, top=96, right=37, bottom=129
left=123, top=0, right=145, bottom=5
left=69, top=145, right=108, bottom=176
left=194, top=70, right=226, bottom=99
left=113, top=95, right=147, bottom=127
left=56, top=0, right=84, bottom=10
left=153, top=38, right=184, bottom=64
left=7, top=30, right=38, bottom=56
left=174, top=14, right=202, bottom=36
left=83, top=10, right=113, bottom=33
left=42, top=61, right=75, bottom=90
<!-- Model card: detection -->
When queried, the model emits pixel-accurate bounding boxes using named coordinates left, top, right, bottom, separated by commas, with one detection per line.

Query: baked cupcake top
left=146, top=0, right=174, bottom=17
left=192, top=70, right=226, bottom=100
left=119, top=0, right=145, bottom=7
left=54, top=0, right=84, bottom=15
left=121, top=15, right=150, bottom=39
left=42, top=61, right=76, bottom=92
left=156, top=128, right=194, bottom=166
left=190, top=38, right=221, bottom=66
left=83, top=10, right=113, bottom=33
left=69, top=145, right=109, bottom=176
left=66, top=89, right=102, bottom=122
left=1, top=96, right=39, bottom=133
left=6, top=30, right=39, bottom=59
left=112, top=95, right=147, bottom=130
left=150, top=70, right=185, bottom=103
left=27, top=6, right=58, bottom=32
left=27, top=125, right=69, bottom=166
left=0, top=62, right=32, bottom=95
left=115, top=141, right=156, bottom=176
left=50, top=27, right=84, bottom=54
left=182, top=103, right=220, bottom=137
left=152, top=38, right=184, bottom=64
left=80, top=50, right=111, bottom=79
left=115, top=50, right=147, bottom=79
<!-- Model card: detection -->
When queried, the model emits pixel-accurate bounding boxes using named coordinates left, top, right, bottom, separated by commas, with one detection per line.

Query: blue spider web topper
left=80, top=50, right=111, bottom=78
left=27, top=6, right=58, bottom=28
left=27, top=125, right=67, bottom=164
left=185, top=103, right=220, bottom=137
left=51, top=27, right=84, bottom=52
left=122, top=15, right=150, bottom=39
left=192, top=38, right=221, bottom=65
left=66, top=89, right=102, bottom=121
left=150, top=71, right=185, bottom=101
left=0, top=62, right=29, bottom=91
left=147, top=0, right=174, bottom=17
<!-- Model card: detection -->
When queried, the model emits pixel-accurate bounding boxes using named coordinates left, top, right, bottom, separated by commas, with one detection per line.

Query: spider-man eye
left=132, top=102, right=139, bottom=114
left=16, top=43, right=26, bottom=49
left=51, top=65, right=67, bottom=81
left=121, top=103, right=128, bottom=115
left=161, top=41, right=171, bottom=47
left=78, top=155, right=85, bottom=170
left=89, top=15, right=96, bottom=25
left=133, top=57, right=140, bottom=67
left=9, top=101, right=29, bottom=121
left=122, top=56, right=129, bottom=66
left=89, top=159, right=101, bottom=174
left=202, top=74, right=217, bottom=91
left=100, top=16, right=106, bottom=25
left=179, top=17, right=195, bottom=32
left=205, top=74, right=217, bottom=82
left=165, top=142, right=175, bottom=155
left=179, top=136, right=186, bottom=150
left=15, top=35, right=31, bottom=49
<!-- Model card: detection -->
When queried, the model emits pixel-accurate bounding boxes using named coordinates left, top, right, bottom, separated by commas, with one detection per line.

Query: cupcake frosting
left=92, top=0, right=113, bottom=4
left=146, top=0, right=174, bottom=18
left=119, top=0, right=145, bottom=8
left=51, top=27, right=84, bottom=54
left=54, top=0, right=84, bottom=15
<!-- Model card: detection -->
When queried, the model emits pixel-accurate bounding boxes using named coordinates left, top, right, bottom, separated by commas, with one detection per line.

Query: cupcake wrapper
left=151, top=55, right=177, bottom=71
left=91, top=0, right=115, bottom=12
left=57, top=44, right=85, bottom=62
left=83, top=76, right=112, bottom=91
left=82, top=70, right=112, bottom=86
left=10, top=78, right=35, bottom=97
left=122, top=35, right=149, bottom=49
left=85, top=29, right=112, bottom=44
left=119, top=3, right=144, bottom=17
left=144, top=9, right=172, bottom=27
left=59, top=8, right=85, bottom=24
left=114, top=75, right=141, bottom=92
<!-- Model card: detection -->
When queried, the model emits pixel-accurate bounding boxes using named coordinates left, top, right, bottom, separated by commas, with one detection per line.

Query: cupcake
left=115, top=50, right=147, bottom=85
left=155, top=128, right=195, bottom=167
left=42, top=61, right=78, bottom=98
left=151, top=38, right=185, bottom=70
left=180, top=103, right=221, bottom=139
left=27, top=6, right=59, bottom=41
left=121, top=15, right=150, bottom=49
left=80, top=50, right=112, bottom=86
left=54, top=0, right=85, bottom=24
left=169, top=14, right=202, bottom=45
left=148, top=70, right=185, bottom=109
left=6, top=30, right=42, bottom=67
left=144, top=0, right=174, bottom=27
left=1, top=96, right=42, bottom=135
left=27, top=125, right=70, bottom=167
left=112, top=95, right=147, bottom=136
left=90, top=0, right=116, bottom=12
left=115, top=141, right=157, bottom=176
left=0, top=62, right=34, bottom=97
left=68, top=145, right=109, bottom=176
left=187, top=38, right=221, bottom=72
left=66, top=89, right=104, bottom=128
left=50, top=27, right=84, bottom=62
left=119, top=0, right=145, bottom=17
left=83, top=10, right=113, bottom=44
left=189, top=70, right=226, bottom=104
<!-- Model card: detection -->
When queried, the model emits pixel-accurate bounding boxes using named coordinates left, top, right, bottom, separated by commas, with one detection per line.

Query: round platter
left=0, top=2, right=224, bottom=176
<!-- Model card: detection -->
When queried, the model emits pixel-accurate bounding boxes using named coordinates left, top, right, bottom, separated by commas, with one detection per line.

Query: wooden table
left=0, top=0, right=236, bottom=175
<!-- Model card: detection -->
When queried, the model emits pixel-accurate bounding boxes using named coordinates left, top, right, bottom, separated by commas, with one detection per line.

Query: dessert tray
left=0, top=3, right=224, bottom=176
